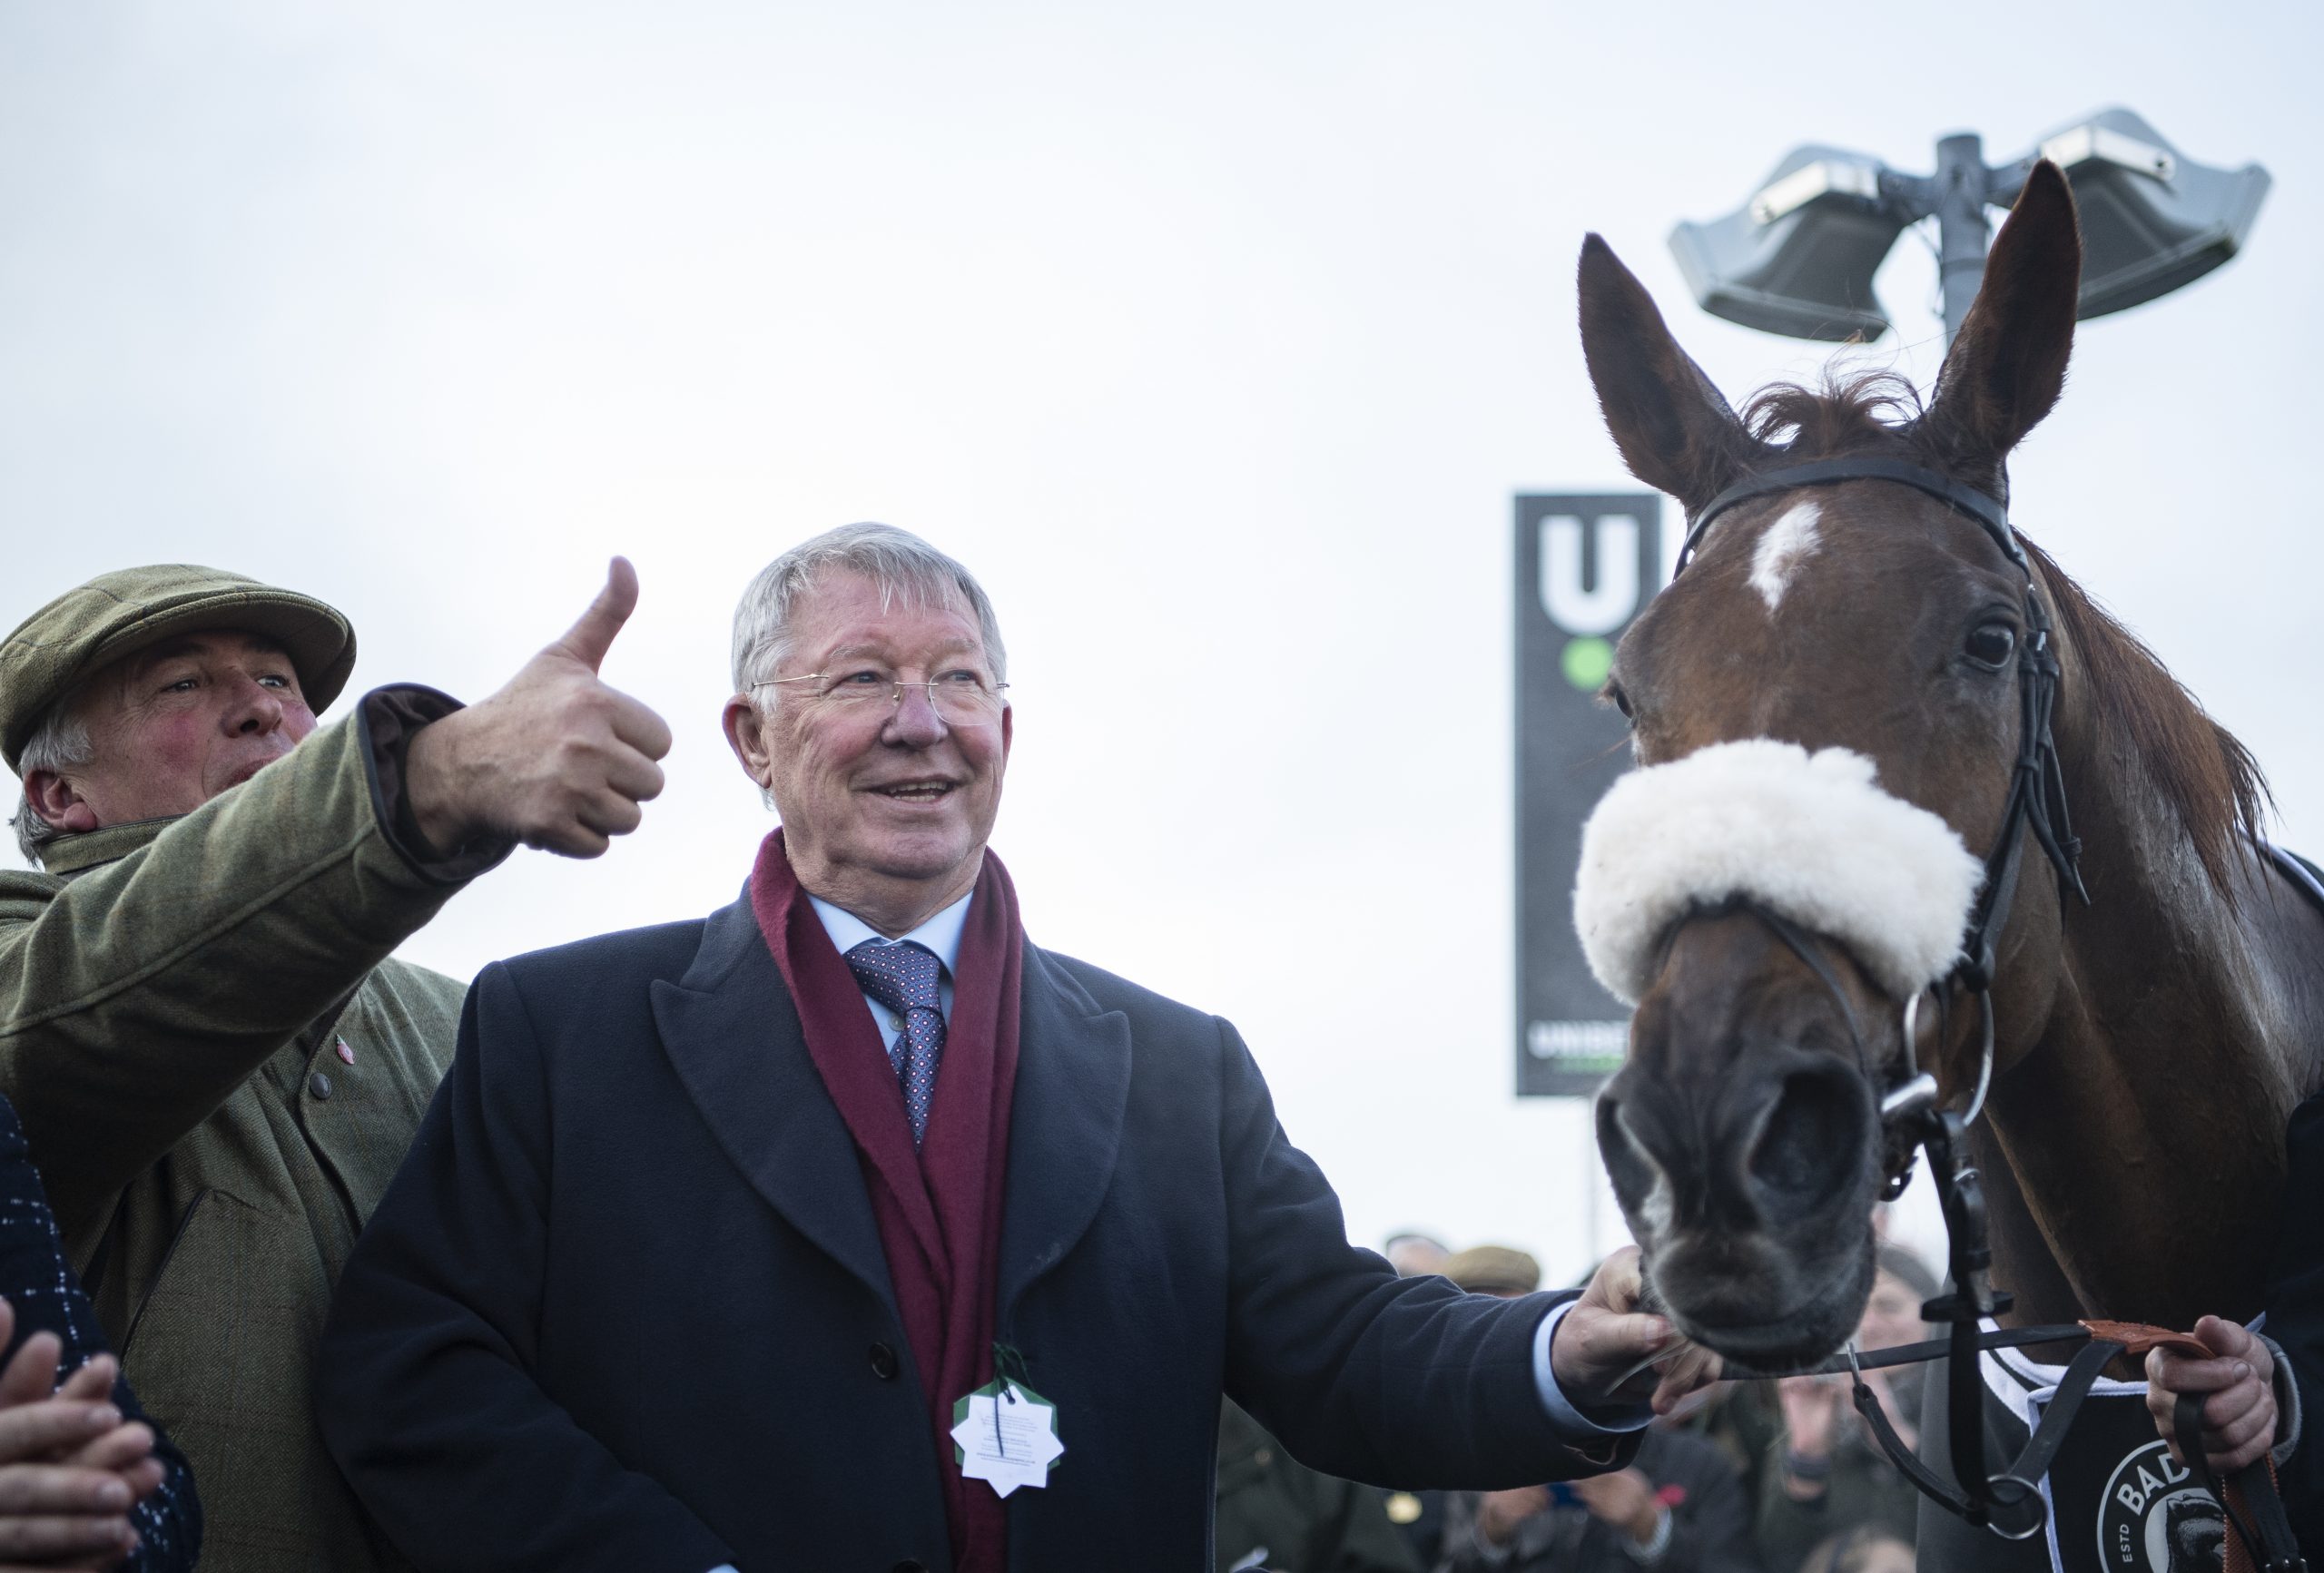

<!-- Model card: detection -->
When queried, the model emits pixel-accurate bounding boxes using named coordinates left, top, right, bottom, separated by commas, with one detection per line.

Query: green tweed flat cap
left=1, top=565, right=357, bottom=772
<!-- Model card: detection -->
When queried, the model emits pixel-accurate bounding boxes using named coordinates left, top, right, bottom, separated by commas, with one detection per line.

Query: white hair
left=730, top=522, right=1007, bottom=696
left=10, top=693, right=94, bottom=868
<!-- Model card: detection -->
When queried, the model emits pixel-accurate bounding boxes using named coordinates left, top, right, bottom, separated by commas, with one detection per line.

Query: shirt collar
left=808, top=890, right=973, bottom=978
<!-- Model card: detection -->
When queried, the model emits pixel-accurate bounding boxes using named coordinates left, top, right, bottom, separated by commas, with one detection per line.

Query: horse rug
left=1915, top=1329, right=2232, bottom=1573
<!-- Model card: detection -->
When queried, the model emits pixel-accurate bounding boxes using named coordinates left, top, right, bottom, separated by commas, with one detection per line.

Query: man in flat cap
left=0, top=557, right=670, bottom=1571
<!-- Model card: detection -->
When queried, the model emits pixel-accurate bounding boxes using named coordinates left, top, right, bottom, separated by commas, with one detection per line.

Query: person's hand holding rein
left=2146, top=1315, right=2280, bottom=1476
left=0, top=1296, right=165, bottom=1570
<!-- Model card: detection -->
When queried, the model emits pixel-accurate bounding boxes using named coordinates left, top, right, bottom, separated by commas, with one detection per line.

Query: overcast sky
left=4, top=0, right=2317, bottom=1283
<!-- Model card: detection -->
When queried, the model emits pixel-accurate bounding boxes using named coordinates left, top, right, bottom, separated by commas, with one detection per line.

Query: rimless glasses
left=750, top=667, right=1009, bottom=724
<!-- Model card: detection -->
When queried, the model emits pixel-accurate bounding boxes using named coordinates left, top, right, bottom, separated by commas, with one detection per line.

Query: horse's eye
left=1600, top=679, right=1634, bottom=720
left=1964, top=623, right=2015, bottom=669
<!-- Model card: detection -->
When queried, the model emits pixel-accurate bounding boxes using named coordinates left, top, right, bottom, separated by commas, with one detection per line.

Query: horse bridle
left=1677, top=457, right=2084, bottom=1153
left=1680, top=454, right=2088, bottom=1003
left=1663, top=461, right=2305, bottom=1568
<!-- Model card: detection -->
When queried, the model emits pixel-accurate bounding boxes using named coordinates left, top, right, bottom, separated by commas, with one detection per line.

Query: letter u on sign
left=1540, top=515, right=1640, bottom=636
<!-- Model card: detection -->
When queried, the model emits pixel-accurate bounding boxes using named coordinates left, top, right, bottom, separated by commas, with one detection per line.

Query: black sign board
left=1514, top=492, right=1664, bottom=1096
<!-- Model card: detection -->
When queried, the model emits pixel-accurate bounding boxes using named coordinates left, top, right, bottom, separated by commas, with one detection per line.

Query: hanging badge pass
left=950, top=1376, right=1063, bottom=1498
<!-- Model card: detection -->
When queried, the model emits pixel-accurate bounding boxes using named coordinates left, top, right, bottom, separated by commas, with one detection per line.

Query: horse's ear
left=1919, top=161, right=2083, bottom=487
left=1578, top=234, right=1755, bottom=511
left=1571, top=233, right=1748, bottom=508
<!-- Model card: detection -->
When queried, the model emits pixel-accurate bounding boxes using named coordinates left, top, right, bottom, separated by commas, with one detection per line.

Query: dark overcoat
left=316, top=894, right=1618, bottom=1572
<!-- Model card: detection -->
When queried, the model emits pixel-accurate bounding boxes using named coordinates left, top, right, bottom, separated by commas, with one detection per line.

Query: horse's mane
left=2021, top=538, right=2269, bottom=902
left=1733, top=368, right=2270, bottom=904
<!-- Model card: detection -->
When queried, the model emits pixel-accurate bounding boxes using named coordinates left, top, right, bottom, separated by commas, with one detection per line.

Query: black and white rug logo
left=2097, top=1440, right=2224, bottom=1572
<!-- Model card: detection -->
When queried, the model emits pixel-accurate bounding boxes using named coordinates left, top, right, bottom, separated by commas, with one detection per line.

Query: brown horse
left=1573, top=162, right=2324, bottom=1381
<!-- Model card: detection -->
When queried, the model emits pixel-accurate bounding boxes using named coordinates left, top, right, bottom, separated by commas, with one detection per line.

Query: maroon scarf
left=750, top=831, right=1022, bottom=1572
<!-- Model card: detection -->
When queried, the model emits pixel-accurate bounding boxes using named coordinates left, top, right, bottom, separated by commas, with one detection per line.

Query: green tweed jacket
left=0, top=693, right=496, bottom=1573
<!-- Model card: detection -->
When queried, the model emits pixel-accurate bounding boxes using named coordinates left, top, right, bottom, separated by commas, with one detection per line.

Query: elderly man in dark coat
left=0, top=559, right=671, bottom=1569
left=317, top=522, right=1718, bottom=1573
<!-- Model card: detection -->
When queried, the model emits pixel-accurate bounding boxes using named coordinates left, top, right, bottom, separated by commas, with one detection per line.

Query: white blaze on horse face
left=1748, top=500, right=1823, bottom=613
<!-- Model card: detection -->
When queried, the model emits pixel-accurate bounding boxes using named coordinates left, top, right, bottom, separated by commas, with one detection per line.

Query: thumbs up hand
left=407, top=558, right=675, bottom=859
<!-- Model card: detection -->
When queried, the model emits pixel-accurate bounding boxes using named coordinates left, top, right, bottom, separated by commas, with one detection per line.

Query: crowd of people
left=1214, top=1232, right=1930, bottom=1573
left=0, top=527, right=2302, bottom=1572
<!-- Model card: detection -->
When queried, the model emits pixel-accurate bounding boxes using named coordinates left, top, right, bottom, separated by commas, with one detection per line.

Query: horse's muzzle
left=1594, top=912, right=1887, bottom=1364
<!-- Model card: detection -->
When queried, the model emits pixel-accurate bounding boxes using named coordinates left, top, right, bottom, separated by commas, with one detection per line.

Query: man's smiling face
left=747, top=569, right=1011, bottom=922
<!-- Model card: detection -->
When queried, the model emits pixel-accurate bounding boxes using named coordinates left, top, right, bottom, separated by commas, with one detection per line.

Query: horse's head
left=1580, top=164, right=2084, bottom=1366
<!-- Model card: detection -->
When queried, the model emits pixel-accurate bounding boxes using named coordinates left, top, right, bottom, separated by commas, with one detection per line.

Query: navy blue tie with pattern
left=844, top=938, right=946, bottom=1146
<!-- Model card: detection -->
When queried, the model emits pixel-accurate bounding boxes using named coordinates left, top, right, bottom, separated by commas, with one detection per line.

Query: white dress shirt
left=809, top=890, right=971, bottom=1044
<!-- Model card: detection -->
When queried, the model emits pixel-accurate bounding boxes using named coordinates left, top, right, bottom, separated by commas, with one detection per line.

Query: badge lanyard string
left=990, top=1342, right=1033, bottom=1460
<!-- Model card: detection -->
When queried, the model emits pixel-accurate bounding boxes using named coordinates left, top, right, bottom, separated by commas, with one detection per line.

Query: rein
left=1669, top=461, right=2305, bottom=1569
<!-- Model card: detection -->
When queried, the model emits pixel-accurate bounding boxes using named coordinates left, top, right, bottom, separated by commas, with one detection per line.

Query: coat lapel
left=996, top=945, right=1131, bottom=1319
left=650, top=896, right=897, bottom=1314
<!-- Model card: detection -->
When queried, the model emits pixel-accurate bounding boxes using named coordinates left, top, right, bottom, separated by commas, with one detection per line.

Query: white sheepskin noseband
left=1573, top=740, right=1985, bottom=1004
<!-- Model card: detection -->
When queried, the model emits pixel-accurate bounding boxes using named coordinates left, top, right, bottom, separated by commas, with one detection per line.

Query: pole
left=1932, top=132, right=1991, bottom=347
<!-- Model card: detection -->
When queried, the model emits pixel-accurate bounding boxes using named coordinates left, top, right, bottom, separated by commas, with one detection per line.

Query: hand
left=1571, top=1468, right=1662, bottom=1545
left=1475, top=1485, right=1548, bottom=1547
left=0, top=1298, right=162, bottom=1570
left=2146, top=1316, right=2279, bottom=1476
left=1550, top=1247, right=1723, bottom=1417
left=407, top=557, right=674, bottom=859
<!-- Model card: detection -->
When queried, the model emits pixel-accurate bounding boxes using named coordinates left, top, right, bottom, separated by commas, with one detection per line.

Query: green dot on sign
left=1561, top=636, right=1614, bottom=692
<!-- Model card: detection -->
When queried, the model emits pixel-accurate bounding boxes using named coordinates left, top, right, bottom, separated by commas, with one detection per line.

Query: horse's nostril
left=1748, top=1070, right=1867, bottom=1226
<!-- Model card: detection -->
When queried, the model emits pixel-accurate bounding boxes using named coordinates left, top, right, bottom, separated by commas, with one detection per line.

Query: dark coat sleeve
left=0, top=1099, right=199, bottom=1571
left=312, top=963, right=735, bottom=1573
left=1210, top=1017, right=1638, bottom=1489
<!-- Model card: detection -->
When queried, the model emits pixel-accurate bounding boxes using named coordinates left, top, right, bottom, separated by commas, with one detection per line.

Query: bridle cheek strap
left=1956, top=589, right=2087, bottom=991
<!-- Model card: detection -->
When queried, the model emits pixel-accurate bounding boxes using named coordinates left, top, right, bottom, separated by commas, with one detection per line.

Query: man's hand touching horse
left=1551, top=1246, right=1723, bottom=1418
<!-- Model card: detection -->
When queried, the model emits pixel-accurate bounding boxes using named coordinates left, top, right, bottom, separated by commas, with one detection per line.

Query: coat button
left=869, top=1342, right=899, bottom=1381
left=308, top=1071, right=333, bottom=1100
